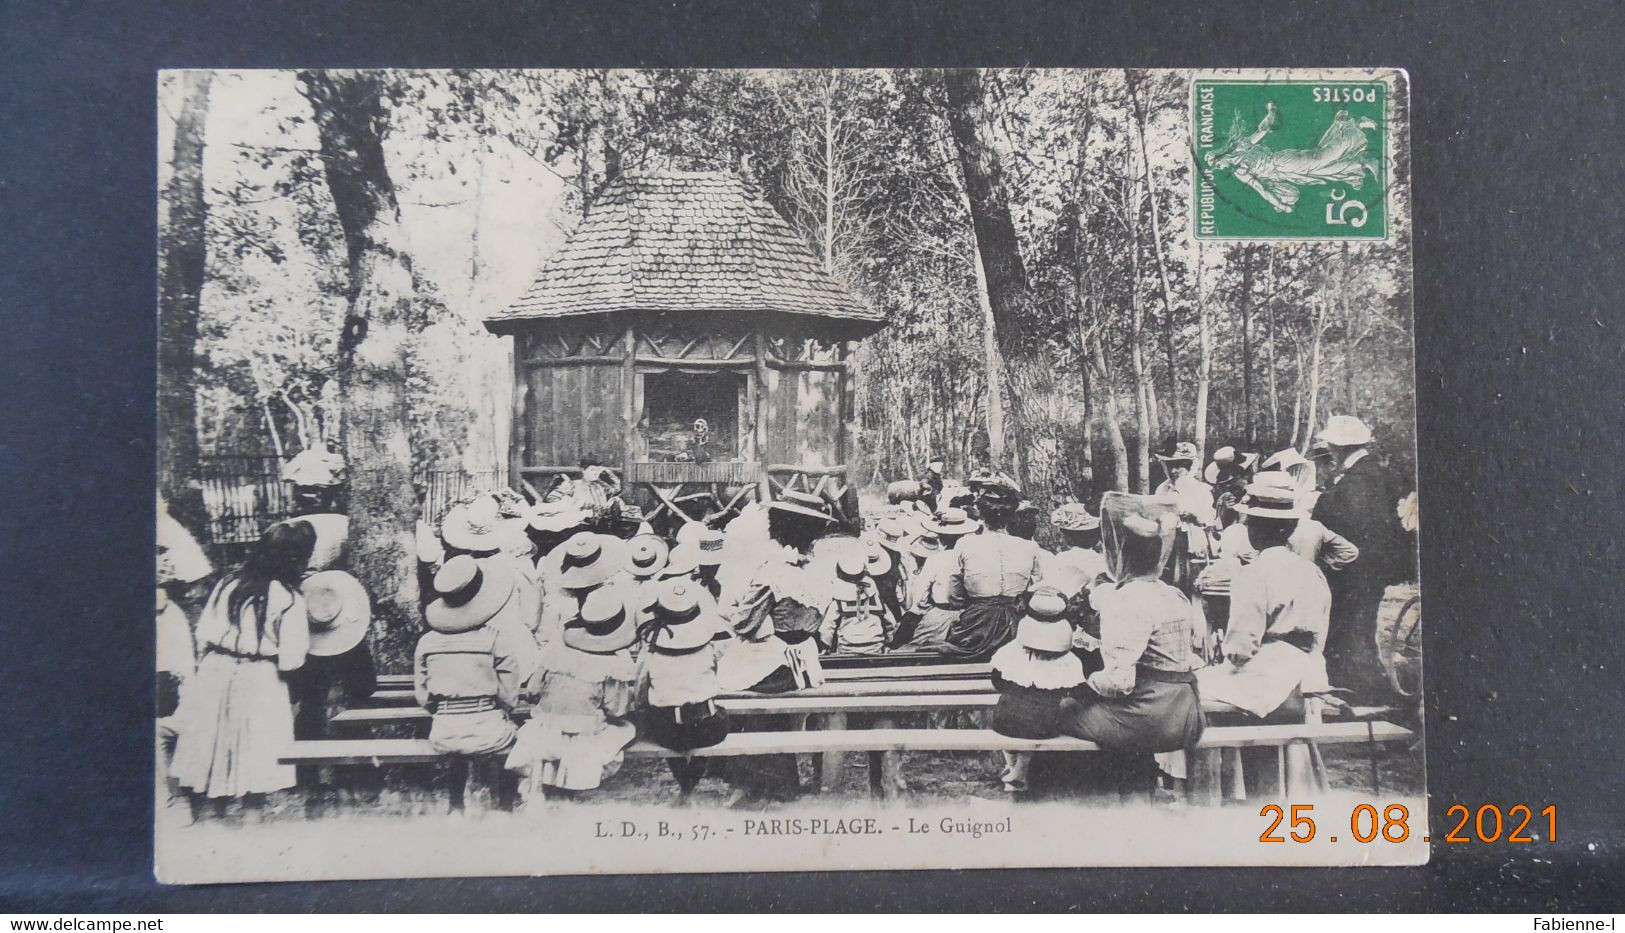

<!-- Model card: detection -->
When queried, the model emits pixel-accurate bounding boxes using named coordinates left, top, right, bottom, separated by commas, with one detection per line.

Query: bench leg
left=1187, top=748, right=1224, bottom=806
left=819, top=712, right=850, bottom=795
left=446, top=757, right=470, bottom=813
left=868, top=715, right=906, bottom=800
left=1223, top=748, right=1247, bottom=801
left=493, top=758, right=519, bottom=812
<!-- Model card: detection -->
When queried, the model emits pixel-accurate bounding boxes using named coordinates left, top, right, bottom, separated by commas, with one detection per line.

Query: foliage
left=169, top=68, right=1416, bottom=507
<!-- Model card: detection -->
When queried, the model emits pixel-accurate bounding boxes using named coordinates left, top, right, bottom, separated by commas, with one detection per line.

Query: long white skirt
left=170, top=652, right=297, bottom=798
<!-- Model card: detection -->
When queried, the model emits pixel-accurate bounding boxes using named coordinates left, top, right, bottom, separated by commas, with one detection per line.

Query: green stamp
left=1193, top=78, right=1388, bottom=240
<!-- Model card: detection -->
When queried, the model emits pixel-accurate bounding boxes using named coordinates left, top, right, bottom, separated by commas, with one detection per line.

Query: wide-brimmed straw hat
left=831, top=552, right=870, bottom=601
left=907, top=531, right=945, bottom=559
left=1317, top=414, right=1374, bottom=447
left=643, top=578, right=725, bottom=652
left=871, top=517, right=913, bottom=551
left=563, top=584, right=637, bottom=654
left=1233, top=471, right=1310, bottom=520
left=661, top=543, right=699, bottom=579
left=301, top=570, right=371, bottom=657
left=528, top=499, right=590, bottom=534
left=1050, top=502, right=1101, bottom=533
left=674, top=521, right=706, bottom=548
left=967, top=468, right=1022, bottom=500
left=862, top=539, right=894, bottom=578
left=424, top=555, right=515, bottom=634
left=1016, top=587, right=1073, bottom=653
left=769, top=491, right=835, bottom=523
left=1262, top=448, right=1310, bottom=472
left=625, top=534, right=670, bottom=580
left=920, top=507, right=981, bottom=537
left=556, top=532, right=628, bottom=589
left=1155, top=441, right=1200, bottom=465
left=440, top=497, right=510, bottom=553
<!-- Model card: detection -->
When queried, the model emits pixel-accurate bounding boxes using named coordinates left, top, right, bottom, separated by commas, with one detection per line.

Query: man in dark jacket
left=1310, top=416, right=1416, bottom=702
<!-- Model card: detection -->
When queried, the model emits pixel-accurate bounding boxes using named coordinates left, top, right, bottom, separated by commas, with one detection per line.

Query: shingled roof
left=485, top=171, right=884, bottom=336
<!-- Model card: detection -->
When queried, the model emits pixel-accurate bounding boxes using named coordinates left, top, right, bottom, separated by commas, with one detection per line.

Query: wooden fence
left=198, top=455, right=506, bottom=549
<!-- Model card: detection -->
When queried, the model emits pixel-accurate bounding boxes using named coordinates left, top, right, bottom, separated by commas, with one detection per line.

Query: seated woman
left=1197, top=479, right=1332, bottom=721
left=717, top=492, right=836, bottom=804
left=1057, top=495, right=1204, bottom=755
left=936, top=497, right=1044, bottom=660
left=1195, top=479, right=1335, bottom=796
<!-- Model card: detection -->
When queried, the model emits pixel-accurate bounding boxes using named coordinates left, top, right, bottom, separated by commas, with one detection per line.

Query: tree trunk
left=1086, top=322, right=1130, bottom=493
left=300, top=71, right=422, bottom=635
left=1339, top=244, right=1358, bottom=417
left=1127, top=72, right=1182, bottom=446
left=1127, top=177, right=1152, bottom=493
left=1194, top=240, right=1212, bottom=464
left=1304, top=271, right=1329, bottom=450
left=941, top=68, right=1068, bottom=512
left=973, top=235, right=1006, bottom=467
left=1239, top=244, right=1255, bottom=449
left=1266, top=248, right=1280, bottom=445
left=157, top=71, right=212, bottom=532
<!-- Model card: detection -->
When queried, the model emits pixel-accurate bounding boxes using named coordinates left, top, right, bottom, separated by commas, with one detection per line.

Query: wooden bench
left=362, top=663, right=995, bottom=706
left=281, top=720, right=1415, bottom=803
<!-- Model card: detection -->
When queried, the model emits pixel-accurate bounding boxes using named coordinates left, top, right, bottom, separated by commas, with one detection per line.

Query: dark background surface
left=2, top=0, right=1621, bottom=912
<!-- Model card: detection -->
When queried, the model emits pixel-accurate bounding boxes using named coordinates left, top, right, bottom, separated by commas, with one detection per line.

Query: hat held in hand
left=301, top=570, right=371, bottom=657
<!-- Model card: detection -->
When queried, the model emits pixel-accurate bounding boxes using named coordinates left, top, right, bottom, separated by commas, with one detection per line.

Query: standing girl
left=170, top=521, right=316, bottom=814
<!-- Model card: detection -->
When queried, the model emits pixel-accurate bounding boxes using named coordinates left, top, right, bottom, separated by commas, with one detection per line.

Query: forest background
left=157, top=68, right=1414, bottom=626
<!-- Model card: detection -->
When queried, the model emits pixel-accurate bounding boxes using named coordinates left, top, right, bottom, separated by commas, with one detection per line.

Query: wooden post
left=754, top=328, right=772, bottom=502
left=509, top=334, right=527, bottom=494
left=836, top=342, right=848, bottom=465
left=621, top=321, right=637, bottom=489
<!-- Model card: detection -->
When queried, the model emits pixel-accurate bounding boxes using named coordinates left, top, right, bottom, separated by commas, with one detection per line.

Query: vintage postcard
left=155, top=67, right=1422, bottom=883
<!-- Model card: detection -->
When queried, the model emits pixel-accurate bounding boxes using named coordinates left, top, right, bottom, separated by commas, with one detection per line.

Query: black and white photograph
left=153, top=66, right=1424, bottom=882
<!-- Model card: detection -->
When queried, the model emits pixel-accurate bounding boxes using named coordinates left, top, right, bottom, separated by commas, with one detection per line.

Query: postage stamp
left=1193, top=74, right=1392, bottom=240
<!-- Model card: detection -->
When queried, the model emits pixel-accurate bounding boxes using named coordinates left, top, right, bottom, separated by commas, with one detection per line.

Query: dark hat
left=563, top=583, right=637, bottom=654
left=424, top=555, right=515, bottom=634
left=1156, top=441, right=1200, bottom=465
left=769, top=490, right=835, bottom=523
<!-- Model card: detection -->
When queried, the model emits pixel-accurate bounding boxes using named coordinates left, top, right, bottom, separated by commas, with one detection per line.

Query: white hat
left=1318, top=415, right=1374, bottom=447
left=1233, top=472, right=1310, bottom=520
left=301, top=570, right=371, bottom=657
left=440, top=497, right=508, bottom=553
